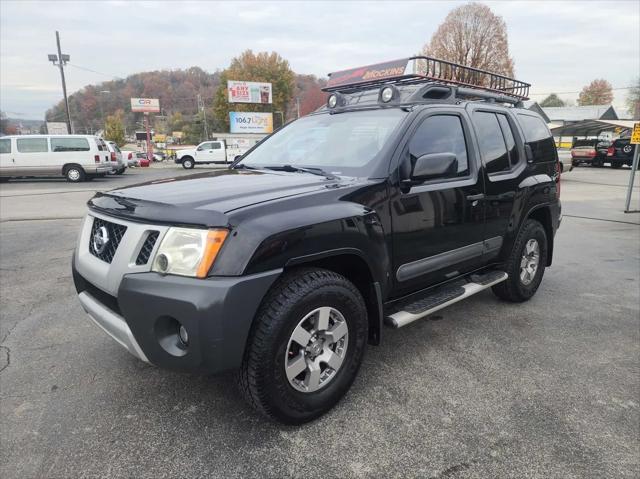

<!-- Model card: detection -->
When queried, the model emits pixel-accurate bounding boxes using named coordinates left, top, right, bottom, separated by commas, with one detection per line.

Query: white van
left=0, top=135, right=113, bottom=182
left=105, top=140, right=126, bottom=175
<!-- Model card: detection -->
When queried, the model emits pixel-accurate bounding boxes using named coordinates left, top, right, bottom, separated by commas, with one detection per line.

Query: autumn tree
left=422, top=2, right=514, bottom=77
left=578, top=79, right=613, bottom=106
left=104, top=110, right=126, bottom=147
left=626, top=78, right=640, bottom=119
left=213, top=50, right=295, bottom=131
left=540, top=94, right=565, bottom=107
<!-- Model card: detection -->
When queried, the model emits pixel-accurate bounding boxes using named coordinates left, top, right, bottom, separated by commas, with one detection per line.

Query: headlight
left=152, top=227, right=228, bottom=278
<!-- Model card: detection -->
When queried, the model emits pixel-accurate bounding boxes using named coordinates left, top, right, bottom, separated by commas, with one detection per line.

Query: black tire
left=0, top=177, right=9, bottom=183
left=239, top=268, right=368, bottom=424
left=182, top=157, right=195, bottom=169
left=571, top=160, right=579, bottom=167
left=115, top=167, right=125, bottom=175
left=492, top=219, right=547, bottom=302
left=64, top=165, right=85, bottom=182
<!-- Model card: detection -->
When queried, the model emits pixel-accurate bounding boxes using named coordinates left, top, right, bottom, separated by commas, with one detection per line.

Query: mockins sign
left=130, top=98, right=160, bottom=113
left=228, top=81, right=273, bottom=104
left=229, top=112, right=273, bottom=134
left=326, top=58, right=409, bottom=89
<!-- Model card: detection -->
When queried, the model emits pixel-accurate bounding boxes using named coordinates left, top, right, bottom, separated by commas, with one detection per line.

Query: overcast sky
left=1, top=0, right=638, bottom=119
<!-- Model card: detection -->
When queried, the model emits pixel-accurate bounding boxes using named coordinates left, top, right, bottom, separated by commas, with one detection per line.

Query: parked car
left=0, top=134, right=112, bottom=182
left=175, top=138, right=262, bottom=169
left=72, top=57, right=561, bottom=424
left=175, top=141, right=228, bottom=169
left=570, top=139, right=610, bottom=167
left=606, top=138, right=637, bottom=168
left=105, top=141, right=126, bottom=175
left=135, top=151, right=151, bottom=167
left=152, top=152, right=166, bottom=162
left=120, top=150, right=138, bottom=167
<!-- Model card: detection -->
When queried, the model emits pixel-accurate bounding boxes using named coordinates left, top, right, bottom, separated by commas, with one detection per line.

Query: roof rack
left=323, top=56, right=530, bottom=101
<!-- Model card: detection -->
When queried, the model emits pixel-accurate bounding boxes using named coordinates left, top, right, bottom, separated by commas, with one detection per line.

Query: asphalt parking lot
left=1, top=163, right=639, bottom=478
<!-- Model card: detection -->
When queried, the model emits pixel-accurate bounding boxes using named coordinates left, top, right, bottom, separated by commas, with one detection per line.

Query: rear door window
left=0, top=138, right=11, bottom=154
left=472, top=112, right=509, bottom=174
left=51, top=137, right=90, bottom=152
left=211, top=142, right=222, bottom=150
left=17, top=138, right=48, bottom=153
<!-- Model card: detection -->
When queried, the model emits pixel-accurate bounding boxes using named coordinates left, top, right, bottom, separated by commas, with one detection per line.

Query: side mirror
left=411, top=152, right=458, bottom=180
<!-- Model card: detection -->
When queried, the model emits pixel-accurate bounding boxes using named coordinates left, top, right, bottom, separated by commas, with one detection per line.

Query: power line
left=67, top=63, right=121, bottom=79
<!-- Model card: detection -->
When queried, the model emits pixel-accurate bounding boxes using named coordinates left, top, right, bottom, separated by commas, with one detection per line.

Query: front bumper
left=73, top=255, right=281, bottom=374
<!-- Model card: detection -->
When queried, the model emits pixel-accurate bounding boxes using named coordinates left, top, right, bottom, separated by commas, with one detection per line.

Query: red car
left=571, top=139, right=610, bottom=167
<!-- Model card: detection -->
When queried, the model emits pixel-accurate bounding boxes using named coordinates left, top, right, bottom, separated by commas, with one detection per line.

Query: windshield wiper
left=265, top=164, right=337, bottom=180
left=233, top=163, right=263, bottom=171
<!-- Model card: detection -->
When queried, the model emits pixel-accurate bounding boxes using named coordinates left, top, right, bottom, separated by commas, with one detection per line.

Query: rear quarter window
left=51, top=137, right=90, bottom=152
left=517, top=113, right=556, bottom=163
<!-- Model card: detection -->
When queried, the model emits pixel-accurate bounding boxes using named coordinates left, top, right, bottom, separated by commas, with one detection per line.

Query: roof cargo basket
left=323, top=56, right=530, bottom=101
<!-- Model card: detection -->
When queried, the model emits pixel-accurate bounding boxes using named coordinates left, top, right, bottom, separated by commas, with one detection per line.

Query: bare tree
left=422, top=2, right=515, bottom=77
left=578, top=79, right=613, bottom=106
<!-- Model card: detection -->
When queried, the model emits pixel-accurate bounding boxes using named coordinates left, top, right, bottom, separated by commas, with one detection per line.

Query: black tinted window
left=51, top=137, right=90, bottom=152
left=408, top=115, right=469, bottom=176
left=473, top=112, right=509, bottom=174
left=517, top=114, right=550, bottom=142
left=496, top=114, right=519, bottom=166
left=0, top=138, right=10, bottom=154
left=17, top=138, right=48, bottom=153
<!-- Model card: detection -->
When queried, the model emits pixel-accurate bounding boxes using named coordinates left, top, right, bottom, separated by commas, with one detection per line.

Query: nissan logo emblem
left=92, top=226, right=110, bottom=255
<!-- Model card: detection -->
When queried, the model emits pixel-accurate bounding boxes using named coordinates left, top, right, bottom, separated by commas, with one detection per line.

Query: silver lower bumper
left=78, top=291, right=149, bottom=363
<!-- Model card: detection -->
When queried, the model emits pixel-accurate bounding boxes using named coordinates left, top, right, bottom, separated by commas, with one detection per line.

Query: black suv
left=72, top=57, right=561, bottom=424
left=606, top=138, right=637, bottom=168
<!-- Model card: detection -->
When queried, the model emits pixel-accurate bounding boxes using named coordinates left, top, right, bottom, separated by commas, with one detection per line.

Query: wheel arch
left=61, top=163, right=85, bottom=175
left=525, top=205, right=554, bottom=266
left=284, top=250, right=384, bottom=346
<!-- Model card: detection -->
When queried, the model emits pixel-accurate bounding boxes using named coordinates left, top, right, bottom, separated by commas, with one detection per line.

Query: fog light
left=327, top=94, right=338, bottom=108
left=178, top=325, right=189, bottom=345
left=156, top=253, right=169, bottom=273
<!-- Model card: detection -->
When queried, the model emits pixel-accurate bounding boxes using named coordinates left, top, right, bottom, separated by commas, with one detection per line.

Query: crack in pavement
left=0, top=345, right=10, bottom=373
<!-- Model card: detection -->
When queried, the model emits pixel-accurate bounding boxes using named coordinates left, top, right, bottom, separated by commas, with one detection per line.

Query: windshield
left=238, top=109, right=407, bottom=176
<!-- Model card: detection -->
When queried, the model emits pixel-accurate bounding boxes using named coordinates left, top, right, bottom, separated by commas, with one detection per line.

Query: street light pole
left=54, top=31, right=72, bottom=134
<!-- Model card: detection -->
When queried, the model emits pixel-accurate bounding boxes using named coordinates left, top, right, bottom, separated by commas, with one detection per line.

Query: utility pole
left=197, top=94, right=209, bottom=140
left=48, top=31, right=72, bottom=134
left=296, top=97, right=300, bottom=118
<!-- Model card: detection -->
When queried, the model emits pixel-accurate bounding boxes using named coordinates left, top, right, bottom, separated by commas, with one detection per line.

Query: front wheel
left=493, top=219, right=547, bottom=302
left=182, top=158, right=194, bottom=169
left=239, top=268, right=368, bottom=424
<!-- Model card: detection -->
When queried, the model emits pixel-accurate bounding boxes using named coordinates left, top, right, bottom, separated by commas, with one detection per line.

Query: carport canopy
left=549, top=119, right=636, bottom=137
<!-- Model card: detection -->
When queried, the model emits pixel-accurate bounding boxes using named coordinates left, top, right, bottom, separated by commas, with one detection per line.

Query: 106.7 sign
left=229, top=112, right=273, bottom=134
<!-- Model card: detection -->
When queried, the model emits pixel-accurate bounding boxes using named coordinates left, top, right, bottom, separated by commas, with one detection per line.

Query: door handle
left=466, top=194, right=485, bottom=201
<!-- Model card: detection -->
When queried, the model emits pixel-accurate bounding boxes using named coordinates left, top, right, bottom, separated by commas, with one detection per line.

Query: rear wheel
left=239, top=268, right=368, bottom=424
left=493, top=219, right=547, bottom=302
left=115, top=167, right=125, bottom=175
left=182, top=157, right=194, bottom=169
left=64, top=165, right=85, bottom=182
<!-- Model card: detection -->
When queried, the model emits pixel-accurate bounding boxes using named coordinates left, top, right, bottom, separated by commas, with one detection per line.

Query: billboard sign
left=131, top=98, right=160, bottom=113
left=228, top=81, right=272, bottom=104
left=229, top=112, right=273, bottom=134
left=46, top=122, right=68, bottom=134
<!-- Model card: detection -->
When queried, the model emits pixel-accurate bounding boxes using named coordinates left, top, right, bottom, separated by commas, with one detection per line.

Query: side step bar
left=386, top=271, right=508, bottom=329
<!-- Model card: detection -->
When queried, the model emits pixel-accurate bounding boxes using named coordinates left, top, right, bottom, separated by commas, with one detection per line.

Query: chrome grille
left=89, top=217, right=127, bottom=264
left=135, top=231, right=159, bottom=265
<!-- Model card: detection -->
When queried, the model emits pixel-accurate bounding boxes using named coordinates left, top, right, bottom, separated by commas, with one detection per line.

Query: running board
left=386, top=271, right=508, bottom=329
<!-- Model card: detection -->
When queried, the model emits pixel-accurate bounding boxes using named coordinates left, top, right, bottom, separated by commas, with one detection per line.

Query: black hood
left=88, top=169, right=347, bottom=227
